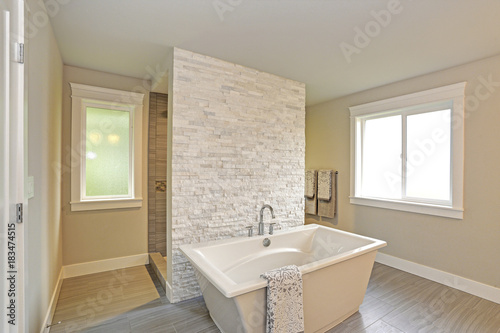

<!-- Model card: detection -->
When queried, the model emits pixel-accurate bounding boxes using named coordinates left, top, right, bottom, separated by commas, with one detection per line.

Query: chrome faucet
left=258, top=204, right=275, bottom=235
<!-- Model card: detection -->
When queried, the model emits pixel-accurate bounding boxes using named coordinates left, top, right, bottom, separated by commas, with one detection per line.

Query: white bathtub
left=180, top=224, right=386, bottom=333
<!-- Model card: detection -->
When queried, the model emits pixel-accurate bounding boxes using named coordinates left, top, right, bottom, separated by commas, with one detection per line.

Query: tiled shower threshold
left=149, top=252, right=167, bottom=293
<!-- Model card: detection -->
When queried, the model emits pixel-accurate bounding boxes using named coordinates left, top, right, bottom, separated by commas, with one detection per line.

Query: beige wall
left=25, top=0, right=63, bottom=331
left=61, top=66, right=150, bottom=265
left=305, top=54, right=500, bottom=288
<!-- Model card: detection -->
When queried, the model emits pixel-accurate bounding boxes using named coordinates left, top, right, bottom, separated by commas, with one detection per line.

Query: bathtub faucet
left=258, top=204, right=275, bottom=235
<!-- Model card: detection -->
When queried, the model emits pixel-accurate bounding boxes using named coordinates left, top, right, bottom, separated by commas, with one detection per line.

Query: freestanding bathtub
left=180, top=224, right=386, bottom=333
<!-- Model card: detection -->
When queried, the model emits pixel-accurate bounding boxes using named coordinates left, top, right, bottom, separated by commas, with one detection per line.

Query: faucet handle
left=246, top=226, right=253, bottom=237
left=269, top=223, right=276, bottom=235
left=269, top=223, right=281, bottom=235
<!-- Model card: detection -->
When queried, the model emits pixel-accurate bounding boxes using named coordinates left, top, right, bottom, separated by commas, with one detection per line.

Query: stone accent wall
left=148, top=92, right=168, bottom=256
left=170, top=48, right=306, bottom=302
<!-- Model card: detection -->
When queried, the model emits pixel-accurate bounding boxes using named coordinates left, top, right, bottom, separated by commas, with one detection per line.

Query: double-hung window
left=349, top=82, right=466, bottom=219
left=70, top=83, right=144, bottom=211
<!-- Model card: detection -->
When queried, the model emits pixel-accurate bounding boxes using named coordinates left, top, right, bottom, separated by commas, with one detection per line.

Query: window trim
left=70, top=83, right=144, bottom=211
left=349, top=82, right=466, bottom=219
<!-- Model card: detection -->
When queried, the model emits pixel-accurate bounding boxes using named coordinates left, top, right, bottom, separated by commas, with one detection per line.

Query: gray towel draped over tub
left=261, top=265, right=305, bottom=333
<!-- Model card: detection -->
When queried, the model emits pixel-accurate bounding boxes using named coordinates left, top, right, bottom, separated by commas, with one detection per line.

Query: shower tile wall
left=148, top=92, right=168, bottom=256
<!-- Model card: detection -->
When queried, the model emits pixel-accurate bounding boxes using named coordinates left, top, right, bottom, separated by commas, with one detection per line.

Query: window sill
left=349, top=196, right=463, bottom=219
left=70, top=198, right=143, bottom=212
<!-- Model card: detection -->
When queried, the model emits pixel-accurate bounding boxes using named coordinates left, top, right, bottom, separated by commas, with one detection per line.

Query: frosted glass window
left=85, top=107, right=131, bottom=197
left=406, top=109, right=451, bottom=201
left=70, top=83, right=143, bottom=211
left=361, top=115, right=402, bottom=199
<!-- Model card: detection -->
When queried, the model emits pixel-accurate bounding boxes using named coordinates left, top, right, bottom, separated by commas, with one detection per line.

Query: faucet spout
left=258, top=204, right=275, bottom=235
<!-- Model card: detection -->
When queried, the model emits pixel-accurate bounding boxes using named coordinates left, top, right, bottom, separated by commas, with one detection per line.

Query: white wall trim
left=69, top=198, right=143, bottom=212
left=349, top=197, right=463, bottom=219
left=376, top=252, right=500, bottom=304
left=41, top=268, right=63, bottom=333
left=165, top=280, right=173, bottom=303
left=70, top=83, right=144, bottom=105
left=62, top=253, right=149, bottom=279
left=349, top=82, right=467, bottom=116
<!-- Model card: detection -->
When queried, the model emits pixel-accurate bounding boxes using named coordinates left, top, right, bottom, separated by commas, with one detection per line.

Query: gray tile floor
left=327, top=263, right=500, bottom=333
left=50, top=263, right=500, bottom=332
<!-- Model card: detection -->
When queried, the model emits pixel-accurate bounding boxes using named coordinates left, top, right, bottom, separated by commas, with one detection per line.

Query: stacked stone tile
left=170, top=48, right=306, bottom=302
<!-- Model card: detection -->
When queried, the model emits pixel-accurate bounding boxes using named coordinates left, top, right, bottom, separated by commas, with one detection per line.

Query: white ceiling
left=45, top=0, right=500, bottom=106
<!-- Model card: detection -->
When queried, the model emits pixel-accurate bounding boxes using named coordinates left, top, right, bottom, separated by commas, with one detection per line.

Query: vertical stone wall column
left=170, top=48, right=306, bottom=302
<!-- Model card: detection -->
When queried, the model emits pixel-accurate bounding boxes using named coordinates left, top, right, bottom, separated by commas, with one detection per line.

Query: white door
left=1, top=0, right=25, bottom=332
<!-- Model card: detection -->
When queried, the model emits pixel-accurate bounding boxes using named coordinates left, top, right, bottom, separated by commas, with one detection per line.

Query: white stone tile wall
left=170, top=48, right=306, bottom=302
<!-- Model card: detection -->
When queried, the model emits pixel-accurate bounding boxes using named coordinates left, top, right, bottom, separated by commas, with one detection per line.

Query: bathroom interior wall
left=25, top=0, right=64, bottom=331
left=61, top=65, right=150, bottom=266
left=305, top=54, right=500, bottom=288
left=168, top=48, right=306, bottom=302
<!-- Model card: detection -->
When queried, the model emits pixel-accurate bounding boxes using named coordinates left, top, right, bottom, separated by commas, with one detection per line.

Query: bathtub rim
left=180, top=224, right=386, bottom=298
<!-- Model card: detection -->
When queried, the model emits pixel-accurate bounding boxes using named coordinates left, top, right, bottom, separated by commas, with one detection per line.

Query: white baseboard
left=41, top=268, right=63, bottom=333
left=376, top=252, right=500, bottom=304
left=62, top=253, right=150, bottom=279
left=165, top=280, right=173, bottom=302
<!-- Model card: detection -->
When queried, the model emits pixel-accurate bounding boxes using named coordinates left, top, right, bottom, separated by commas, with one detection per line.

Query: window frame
left=70, top=83, right=144, bottom=211
left=349, top=82, right=466, bottom=219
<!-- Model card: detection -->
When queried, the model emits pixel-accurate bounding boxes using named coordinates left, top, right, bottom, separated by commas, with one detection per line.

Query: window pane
left=362, top=115, right=402, bottom=199
left=406, top=109, right=451, bottom=201
left=85, top=107, right=130, bottom=197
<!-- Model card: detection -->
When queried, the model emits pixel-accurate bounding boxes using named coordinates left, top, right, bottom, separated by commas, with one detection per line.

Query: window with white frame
left=70, top=83, right=144, bottom=211
left=349, top=82, right=466, bottom=219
